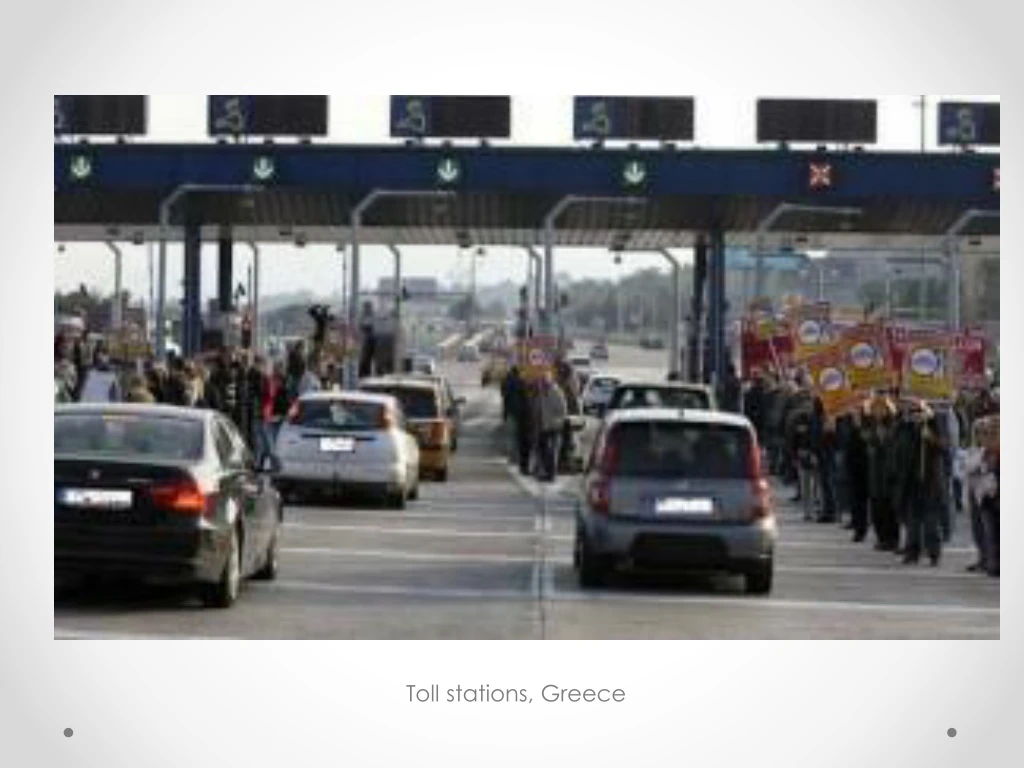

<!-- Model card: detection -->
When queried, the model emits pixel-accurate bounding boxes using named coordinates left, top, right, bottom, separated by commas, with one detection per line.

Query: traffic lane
left=540, top=580, right=998, bottom=639
left=55, top=585, right=539, bottom=640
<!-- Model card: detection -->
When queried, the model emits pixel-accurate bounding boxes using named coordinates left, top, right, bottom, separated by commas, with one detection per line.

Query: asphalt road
left=54, top=350, right=999, bottom=640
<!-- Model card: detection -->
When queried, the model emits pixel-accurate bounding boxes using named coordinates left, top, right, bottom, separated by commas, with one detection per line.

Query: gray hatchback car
left=574, top=408, right=776, bottom=593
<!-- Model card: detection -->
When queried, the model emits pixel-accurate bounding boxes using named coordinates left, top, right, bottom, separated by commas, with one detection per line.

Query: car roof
left=298, top=390, right=394, bottom=406
left=615, top=380, right=713, bottom=393
left=604, top=407, right=751, bottom=429
left=55, top=402, right=214, bottom=424
left=360, top=376, right=438, bottom=392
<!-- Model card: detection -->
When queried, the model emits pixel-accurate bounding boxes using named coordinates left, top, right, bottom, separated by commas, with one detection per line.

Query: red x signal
left=809, top=162, right=833, bottom=190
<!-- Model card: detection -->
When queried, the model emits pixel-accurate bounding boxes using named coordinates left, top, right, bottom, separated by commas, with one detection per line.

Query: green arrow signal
left=253, top=156, right=276, bottom=181
left=623, top=160, right=646, bottom=187
left=437, top=157, right=461, bottom=185
left=69, top=155, right=92, bottom=181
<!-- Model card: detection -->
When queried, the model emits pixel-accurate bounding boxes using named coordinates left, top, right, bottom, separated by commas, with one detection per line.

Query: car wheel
left=744, top=560, right=773, bottom=595
left=408, top=481, right=420, bottom=501
left=576, top=534, right=608, bottom=589
left=253, top=528, right=280, bottom=581
left=435, top=467, right=449, bottom=483
left=388, top=489, right=407, bottom=510
left=201, top=526, right=241, bottom=608
left=451, top=435, right=459, bottom=453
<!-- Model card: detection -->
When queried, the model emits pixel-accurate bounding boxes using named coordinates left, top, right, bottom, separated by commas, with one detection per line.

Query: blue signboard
left=390, top=96, right=432, bottom=138
left=208, top=95, right=254, bottom=136
left=938, top=102, right=999, bottom=146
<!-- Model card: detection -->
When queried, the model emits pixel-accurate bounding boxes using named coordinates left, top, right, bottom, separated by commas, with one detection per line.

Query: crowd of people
left=742, top=371, right=1000, bottom=575
left=500, top=357, right=581, bottom=482
left=55, top=331, right=343, bottom=467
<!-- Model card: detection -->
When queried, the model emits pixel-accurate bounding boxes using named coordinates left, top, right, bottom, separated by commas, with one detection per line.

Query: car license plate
left=320, top=437, right=355, bottom=453
left=59, top=488, right=133, bottom=509
left=655, top=497, right=714, bottom=516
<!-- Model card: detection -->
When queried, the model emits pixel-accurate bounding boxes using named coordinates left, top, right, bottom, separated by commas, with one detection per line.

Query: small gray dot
left=947, top=728, right=957, bottom=738
left=63, top=728, right=73, bottom=738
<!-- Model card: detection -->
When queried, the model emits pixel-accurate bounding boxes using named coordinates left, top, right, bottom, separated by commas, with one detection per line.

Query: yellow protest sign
left=805, top=343, right=865, bottom=418
left=788, top=302, right=832, bottom=362
left=520, top=335, right=557, bottom=382
left=840, top=323, right=895, bottom=394
left=902, top=332, right=953, bottom=401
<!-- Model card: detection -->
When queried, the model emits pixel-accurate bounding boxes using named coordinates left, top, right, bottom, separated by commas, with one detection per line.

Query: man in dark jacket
left=506, top=367, right=533, bottom=474
left=744, top=373, right=767, bottom=444
left=902, top=405, right=945, bottom=566
left=809, top=397, right=837, bottom=523
left=844, top=412, right=870, bottom=542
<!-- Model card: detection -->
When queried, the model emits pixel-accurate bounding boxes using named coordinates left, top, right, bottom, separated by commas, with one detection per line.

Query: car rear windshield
left=605, top=421, right=751, bottom=479
left=296, top=399, right=384, bottom=431
left=54, top=413, right=205, bottom=462
left=610, top=387, right=710, bottom=411
left=590, top=378, right=620, bottom=391
left=362, top=386, right=438, bottom=419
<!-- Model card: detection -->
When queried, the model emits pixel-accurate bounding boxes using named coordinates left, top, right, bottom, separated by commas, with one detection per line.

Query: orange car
left=359, top=376, right=453, bottom=481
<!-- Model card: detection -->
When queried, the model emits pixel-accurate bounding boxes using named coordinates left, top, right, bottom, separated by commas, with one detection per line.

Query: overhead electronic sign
left=938, top=101, right=999, bottom=146
left=390, top=96, right=511, bottom=138
left=574, top=97, right=695, bottom=140
left=207, top=95, right=329, bottom=136
left=756, top=98, right=877, bottom=144
left=54, top=96, right=147, bottom=136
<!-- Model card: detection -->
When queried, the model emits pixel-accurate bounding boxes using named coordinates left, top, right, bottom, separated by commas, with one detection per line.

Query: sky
left=53, top=94, right=998, bottom=303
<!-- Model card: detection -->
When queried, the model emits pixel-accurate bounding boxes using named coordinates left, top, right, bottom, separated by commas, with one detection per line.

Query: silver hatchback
left=274, top=391, right=420, bottom=508
left=574, top=408, right=776, bottom=593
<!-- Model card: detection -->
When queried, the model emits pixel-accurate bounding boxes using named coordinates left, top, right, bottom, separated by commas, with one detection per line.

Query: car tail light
left=149, top=479, right=209, bottom=517
left=379, top=407, right=396, bottom=430
left=747, top=436, right=771, bottom=520
left=587, top=477, right=611, bottom=515
left=286, top=402, right=300, bottom=424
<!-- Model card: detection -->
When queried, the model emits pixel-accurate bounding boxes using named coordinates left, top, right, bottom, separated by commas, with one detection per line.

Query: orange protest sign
left=901, top=331, right=953, bottom=401
left=804, top=343, right=865, bottom=418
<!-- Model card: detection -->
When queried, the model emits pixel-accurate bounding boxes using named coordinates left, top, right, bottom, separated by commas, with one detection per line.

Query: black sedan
left=54, top=404, right=282, bottom=608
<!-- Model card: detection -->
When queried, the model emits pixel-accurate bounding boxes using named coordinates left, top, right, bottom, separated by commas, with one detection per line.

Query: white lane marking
left=292, top=502, right=537, bottom=515
left=269, top=580, right=530, bottom=601
left=54, top=628, right=242, bottom=641
left=288, top=510, right=535, bottom=523
left=282, top=546, right=534, bottom=564
left=285, top=522, right=535, bottom=539
left=544, top=577, right=999, bottom=617
left=540, top=551, right=998, bottom=582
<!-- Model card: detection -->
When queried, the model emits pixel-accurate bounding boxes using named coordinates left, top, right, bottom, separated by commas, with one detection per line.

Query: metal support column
left=387, top=244, right=403, bottom=374
left=349, top=189, right=455, bottom=389
left=104, top=242, right=123, bottom=332
left=690, top=235, right=707, bottom=383
left=245, top=242, right=260, bottom=353
left=525, top=246, right=543, bottom=326
left=182, top=220, right=202, bottom=358
left=156, top=183, right=262, bottom=362
left=709, top=226, right=727, bottom=390
left=660, top=249, right=682, bottom=377
left=218, top=235, right=234, bottom=312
